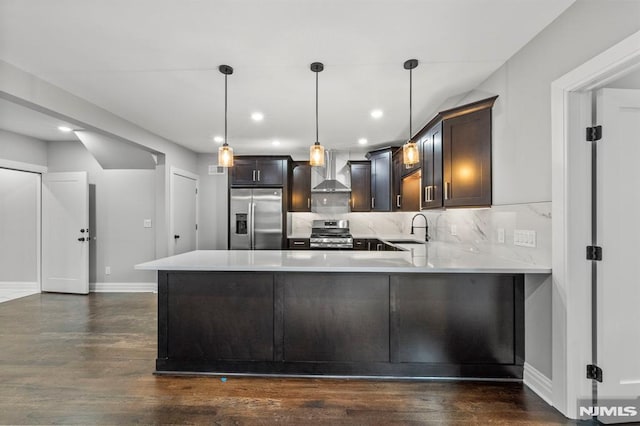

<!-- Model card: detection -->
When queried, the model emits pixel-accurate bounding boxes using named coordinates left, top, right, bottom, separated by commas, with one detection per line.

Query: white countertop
left=136, top=242, right=551, bottom=274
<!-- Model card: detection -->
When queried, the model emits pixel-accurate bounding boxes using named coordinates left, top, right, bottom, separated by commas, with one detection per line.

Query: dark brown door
left=230, top=158, right=257, bottom=186
left=392, top=149, right=403, bottom=211
left=255, top=159, right=285, bottom=186
left=290, top=161, right=311, bottom=212
left=421, top=121, right=443, bottom=209
left=369, top=150, right=392, bottom=211
left=443, top=109, right=491, bottom=207
left=349, top=161, right=371, bottom=212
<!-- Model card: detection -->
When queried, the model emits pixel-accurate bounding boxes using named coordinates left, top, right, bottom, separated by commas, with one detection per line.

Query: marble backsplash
left=288, top=202, right=551, bottom=266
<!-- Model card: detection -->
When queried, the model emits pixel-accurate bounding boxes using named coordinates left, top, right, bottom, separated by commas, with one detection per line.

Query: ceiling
left=0, top=0, right=575, bottom=156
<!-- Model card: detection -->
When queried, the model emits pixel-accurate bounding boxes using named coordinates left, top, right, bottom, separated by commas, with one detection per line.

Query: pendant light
left=402, top=59, right=420, bottom=167
left=309, top=62, right=325, bottom=167
left=218, top=64, right=234, bottom=168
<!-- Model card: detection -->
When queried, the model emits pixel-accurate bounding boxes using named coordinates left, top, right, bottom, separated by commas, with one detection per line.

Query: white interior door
left=171, top=170, right=197, bottom=255
left=595, top=88, right=640, bottom=406
left=42, top=172, right=89, bottom=294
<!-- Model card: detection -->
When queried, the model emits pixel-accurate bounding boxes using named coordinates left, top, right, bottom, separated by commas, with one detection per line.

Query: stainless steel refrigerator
left=229, top=188, right=283, bottom=250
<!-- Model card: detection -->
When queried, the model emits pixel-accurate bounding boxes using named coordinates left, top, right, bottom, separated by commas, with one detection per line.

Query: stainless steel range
left=309, top=219, right=353, bottom=249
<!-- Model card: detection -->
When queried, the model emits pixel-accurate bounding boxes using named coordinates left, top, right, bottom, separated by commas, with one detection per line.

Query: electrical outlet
left=450, top=225, right=457, bottom=236
left=514, top=230, right=536, bottom=247
left=105, top=266, right=111, bottom=275
left=143, top=219, right=152, bottom=228
left=497, top=228, right=505, bottom=244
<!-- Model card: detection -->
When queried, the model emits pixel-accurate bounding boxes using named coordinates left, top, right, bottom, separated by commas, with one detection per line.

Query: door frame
left=0, top=160, right=47, bottom=294
left=168, top=166, right=199, bottom=256
left=551, top=29, right=640, bottom=418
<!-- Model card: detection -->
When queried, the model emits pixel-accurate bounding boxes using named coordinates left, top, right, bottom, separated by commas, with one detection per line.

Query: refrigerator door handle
left=247, top=202, right=253, bottom=249
left=250, top=201, right=256, bottom=250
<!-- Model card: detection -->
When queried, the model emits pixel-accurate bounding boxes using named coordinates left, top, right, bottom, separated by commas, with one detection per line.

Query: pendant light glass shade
left=217, top=64, right=234, bottom=168
left=218, top=143, right=234, bottom=167
left=309, top=142, right=325, bottom=167
left=309, top=62, right=325, bottom=167
left=403, top=59, right=420, bottom=166
left=403, top=141, right=419, bottom=166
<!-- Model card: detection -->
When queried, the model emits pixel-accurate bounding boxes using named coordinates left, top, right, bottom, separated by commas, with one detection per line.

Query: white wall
left=47, top=141, right=156, bottom=284
left=442, top=0, right=640, bottom=205
left=196, top=154, right=228, bottom=249
left=0, top=168, right=39, bottom=283
left=0, top=129, right=47, bottom=167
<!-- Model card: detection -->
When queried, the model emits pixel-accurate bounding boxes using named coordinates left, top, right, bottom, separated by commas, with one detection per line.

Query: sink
left=384, top=239, right=426, bottom=245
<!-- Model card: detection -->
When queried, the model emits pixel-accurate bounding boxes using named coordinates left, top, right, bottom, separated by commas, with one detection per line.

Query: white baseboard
left=524, top=362, right=553, bottom=406
left=90, top=282, right=157, bottom=293
left=0, top=281, right=39, bottom=292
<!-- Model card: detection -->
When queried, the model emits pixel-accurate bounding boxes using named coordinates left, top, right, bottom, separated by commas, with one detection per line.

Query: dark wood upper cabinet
left=230, top=157, right=288, bottom=187
left=443, top=108, right=492, bottom=207
left=289, top=161, right=311, bottom=212
left=348, top=161, right=371, bottom=212
left=421, top=121, right=443, bottom=209
left=417, top=96, right=496, bottom=209
left=366, top=148, right=394, bottom=212
left=391, top=149, right=403, bottom=211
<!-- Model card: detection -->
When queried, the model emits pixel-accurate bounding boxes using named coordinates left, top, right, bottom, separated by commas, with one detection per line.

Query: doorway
left=169, top=167, right=199, bottom=255
left=0, top=168, right=40, bottom=302
left=551, top=29, right=640, bottom=420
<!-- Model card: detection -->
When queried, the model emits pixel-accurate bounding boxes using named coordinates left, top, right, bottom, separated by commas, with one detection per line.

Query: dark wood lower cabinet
left=157, top=271, right=524, bottom=379
left=283, top=274, right=389, bottom=362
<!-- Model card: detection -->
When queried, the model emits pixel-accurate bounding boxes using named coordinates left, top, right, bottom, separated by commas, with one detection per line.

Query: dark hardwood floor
left=0, top=293, right=580, bottom=425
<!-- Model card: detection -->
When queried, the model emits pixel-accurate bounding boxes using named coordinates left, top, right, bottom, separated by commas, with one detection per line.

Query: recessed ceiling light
left=58, top=126, right=72, bottom=132
left=213, top=136, right=224, bottom=144
left=358, top=138, right=368, bottom=145
left=251, top=112, right=264, bottom=122
left=272, top=140, right=280, bottom=146
left=370, top=109, right=383, bottom=119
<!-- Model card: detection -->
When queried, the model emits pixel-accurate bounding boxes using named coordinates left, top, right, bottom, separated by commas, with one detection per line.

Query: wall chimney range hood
left=312, top=150, right=350, bottom=193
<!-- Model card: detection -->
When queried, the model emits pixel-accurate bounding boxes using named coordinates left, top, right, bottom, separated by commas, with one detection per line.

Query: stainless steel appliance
left=229, top=188, right=283, bottom=249
left=309, top=219, right=353, bottom=249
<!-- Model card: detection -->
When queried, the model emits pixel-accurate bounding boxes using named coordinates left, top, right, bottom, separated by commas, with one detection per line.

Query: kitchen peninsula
left=137, top=243, right=550, bottom=380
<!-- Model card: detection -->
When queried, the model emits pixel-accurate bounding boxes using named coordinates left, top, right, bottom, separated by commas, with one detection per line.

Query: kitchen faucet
left=410, top=213, right=429, bottom=242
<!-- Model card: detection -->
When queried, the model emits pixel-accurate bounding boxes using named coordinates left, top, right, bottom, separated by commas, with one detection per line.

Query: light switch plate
left=450, top=225, right=457, bottom=236
left=144, top=219, right=152, bottom=228
left=497, top=228, right=505, bottom=244
left=105, top=266, right=111, bottom=275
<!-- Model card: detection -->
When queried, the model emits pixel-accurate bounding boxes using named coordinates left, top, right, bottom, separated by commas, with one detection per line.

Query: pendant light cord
left=409, top=67, right=412, bottom=139
left=315, top=70, right=319, bottom=144
left=224, top=73, right=228, bottom=146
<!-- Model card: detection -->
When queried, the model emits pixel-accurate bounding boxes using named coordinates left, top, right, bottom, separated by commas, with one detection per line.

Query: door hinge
left=195, top=224, right=198, bottom=231
left=587, top=364, right=603, bottom=382
left=586, top=245, right=602, bottom=261
left=195, top=188, right=198, bottom=194
left=586, top=125, right=602, bottom=142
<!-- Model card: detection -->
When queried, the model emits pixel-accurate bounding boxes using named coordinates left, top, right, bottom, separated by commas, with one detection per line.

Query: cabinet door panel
left=283, top=274, right=389, bottom=362
left=230, top=159, right=257, bottom=186
left=393, top=274, right=514, bottom=364
left=256, top=159, right=285, bottom=186
left=349, top=162, right=371, bottom=212
left=290, top=162, right=311, bottom=212
left=370, top=150, right=392, bottom=211
left=167, top=272, right=274, bottom=361
left=443, top=109, right=491, bottom=207
left=421, top=122, right=443, bottom=209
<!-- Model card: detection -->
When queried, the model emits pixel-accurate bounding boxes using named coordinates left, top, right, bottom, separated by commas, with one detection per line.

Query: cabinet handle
left=429, top=186, right=434, bottom=202
left=252, top=170, right=257, bottom=182
left=293, top=241, right=305, bottom=246
left=257, top=170, right=261, bottom=181
left=307, top=198, right=311, bottom=209
left=377, top=243, right=383, bottom=251
left=424, top=186, right=429, bottom=203
left=367, top=241, right=371, bottom=251
left=371, top=197, right=375, bottom=210
left=444, top=182, right=450, bottom=200
left=396, top=194, right=401, bottom=208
